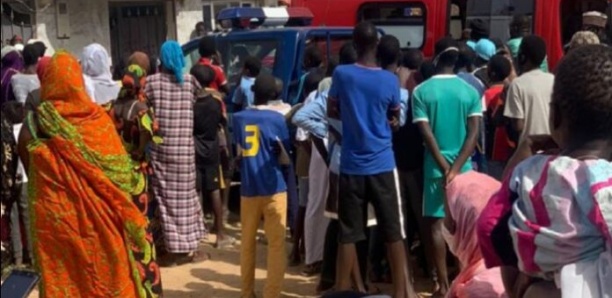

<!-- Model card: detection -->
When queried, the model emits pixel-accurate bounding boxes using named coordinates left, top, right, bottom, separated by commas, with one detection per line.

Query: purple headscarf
left=1, top=50, right=24, bottom=104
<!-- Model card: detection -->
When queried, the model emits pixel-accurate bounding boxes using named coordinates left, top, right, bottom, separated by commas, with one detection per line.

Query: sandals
left=214, top=236, right=236, bottom=249
left=301, top=261, right=322, bottom=276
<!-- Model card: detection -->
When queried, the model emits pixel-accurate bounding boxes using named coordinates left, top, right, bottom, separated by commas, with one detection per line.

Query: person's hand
left=388, top=117, right=400, bottom=132
left=444, top=166, right=459, bottom=186
left=503, top=135, right=559, bottom=178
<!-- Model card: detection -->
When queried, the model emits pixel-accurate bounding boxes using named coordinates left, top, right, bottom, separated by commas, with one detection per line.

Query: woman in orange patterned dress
left=17, top=51, right=160, bottom=297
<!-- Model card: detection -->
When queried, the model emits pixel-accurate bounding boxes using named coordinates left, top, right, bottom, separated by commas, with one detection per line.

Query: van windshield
left=358, top=2, right=426, bottom=49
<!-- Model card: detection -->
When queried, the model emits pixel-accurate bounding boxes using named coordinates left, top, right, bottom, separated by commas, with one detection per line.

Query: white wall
left=174, top=0, right=202, bottom=45
left=35, top=0, right=111, bottom=57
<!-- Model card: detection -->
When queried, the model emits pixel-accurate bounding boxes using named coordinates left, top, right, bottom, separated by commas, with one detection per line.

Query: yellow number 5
left=243, top=125, right=260, bottom=157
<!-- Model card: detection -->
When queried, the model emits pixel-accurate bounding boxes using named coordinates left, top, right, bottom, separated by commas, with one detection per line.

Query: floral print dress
left=0, top=110, right=18, bottom=272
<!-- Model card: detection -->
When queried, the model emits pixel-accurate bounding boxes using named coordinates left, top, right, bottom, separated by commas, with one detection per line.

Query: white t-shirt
left=10, top=74, right=40, bottom=104
left=504, top=69, right=555, bottom=141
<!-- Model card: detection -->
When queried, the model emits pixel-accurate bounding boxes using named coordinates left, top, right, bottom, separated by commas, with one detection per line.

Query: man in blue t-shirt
left=233, top=73, right=291, bottom=298
left=328, top=22, right=416, bottom=298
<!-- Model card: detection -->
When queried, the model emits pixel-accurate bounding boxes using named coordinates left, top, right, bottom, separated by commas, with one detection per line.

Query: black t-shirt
left=194, top=91, right=224, bottom=167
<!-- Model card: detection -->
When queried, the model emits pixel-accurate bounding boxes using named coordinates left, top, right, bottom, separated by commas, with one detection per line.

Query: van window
left=358, top=2, right=426, bottom=49
left=461, top=0, right=535, bottom=41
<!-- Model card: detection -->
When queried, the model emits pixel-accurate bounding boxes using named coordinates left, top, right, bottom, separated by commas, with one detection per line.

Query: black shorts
left=196, top=165, right=221, bottom=192
left=338, top=170, right=405, bottom=244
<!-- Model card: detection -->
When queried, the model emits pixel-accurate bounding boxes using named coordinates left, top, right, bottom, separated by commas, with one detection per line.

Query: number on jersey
left=243, top=125, right=260, bottom=157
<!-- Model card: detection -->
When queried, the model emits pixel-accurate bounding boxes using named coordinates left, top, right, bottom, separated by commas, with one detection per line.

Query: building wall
left=34, top=0, right=174, bottom=59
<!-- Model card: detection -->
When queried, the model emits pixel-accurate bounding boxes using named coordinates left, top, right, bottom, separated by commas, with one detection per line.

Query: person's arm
left=292, top=97, right=328, bottom=139
left=17, top=120, right=32, bottom=175
left=412, top=88, right=450, bottom=172
left=416, top=122, right=450, bottom=173
left=327, top=72, right=341, bottom=120
left=503, top=81, right=525, bottom=138
left=217, top=67, right=230, bottom=95
left=446, top=116, right=480, bottom=184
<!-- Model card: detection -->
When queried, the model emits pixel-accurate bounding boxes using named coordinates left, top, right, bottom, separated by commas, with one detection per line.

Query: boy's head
left=339, top=42, right=358, bottom=65
left=487, top=54, right=512, bottom=83
left=252, top=73, right=278, bottom=105
left=434, top=37, right=459, bottom=70
left=353, top=21, right=379, bottom=56
left=198, top=36, right=217, bottom=58
left=402, top=49, right=424, bottom=71
left=242, top=56, right=262, bottom=77
left=190, top=64, right=216, bottom=88
left=377, top=35, right=401, bottom=70
left=304, top=45, right=323, bottom=69
left=517, top=35, right=546, bottom=73
left=456, top=42, right=477, bottom=72
left=551, top=45, right=612, bottom=144
left=22, top=44, right=39, bottom=67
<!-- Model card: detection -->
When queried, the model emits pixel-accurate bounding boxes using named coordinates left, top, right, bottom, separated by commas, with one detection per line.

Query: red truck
left=291, top=0, right=612, bottom=70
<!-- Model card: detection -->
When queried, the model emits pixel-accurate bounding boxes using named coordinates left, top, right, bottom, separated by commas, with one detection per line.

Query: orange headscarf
left=29, top=51, right=148, bottom=298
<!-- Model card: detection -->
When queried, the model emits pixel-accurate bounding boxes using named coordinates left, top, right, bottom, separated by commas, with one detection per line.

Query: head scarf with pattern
left=127, top=51, right=151, bottom=75
left=160, top=40, right=185, bottom=84
left=118, top=64, right=147, bottom=102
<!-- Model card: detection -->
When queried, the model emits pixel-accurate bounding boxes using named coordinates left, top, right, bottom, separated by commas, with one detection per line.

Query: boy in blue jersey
left=233, top=73, right=291, bottom=298
left=328, top=22, right=416, bottom=298
left=232, top=56, right=261, bottom=112
left=412, top=37, right=481, bottom=296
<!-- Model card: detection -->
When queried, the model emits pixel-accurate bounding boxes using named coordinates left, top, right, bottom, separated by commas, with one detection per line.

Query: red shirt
left=484, top=85, right=515, bottom=162
left=198, top=58, right=228, bottom=91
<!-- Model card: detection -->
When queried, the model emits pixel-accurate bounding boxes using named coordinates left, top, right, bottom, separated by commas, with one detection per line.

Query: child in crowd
left=232, top=56, right=261, bottom=111
left=190, top=64, right=233, bottom=249
left=483, top=55, right=514, bottom=179
left=234, top=73, right=292, bottom=298
left=478, top=44, right=612, bottom=298
left=412, top=37, right=481, bottom=296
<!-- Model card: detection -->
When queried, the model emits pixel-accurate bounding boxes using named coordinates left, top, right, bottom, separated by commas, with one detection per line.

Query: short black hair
left=198, top=36, right=217, bottom=58
left=419, top=61, right=436, bottom=81
left=487, top=54, right=512, bottom=82
left=402, top=49, right=424, bottom=70
left=377, top=35, right=401, bottom=69
left=32, top=41, right=46, bottom=58
left=490, top=38, right=505, bottom=50
left=304, top=45, right=323, bottom=69
left=353, top=21, right=378, bottom=55
left=553, top=45, right=612, bottom=138
left=469, top=19, right=490, bottom=40
left=252, top=73, right=278, bottom=104
left=434, top=37, right=459, bottom=68
left=518, top=35, right=547, bottom=66
left=456, top=41, right=477, bottom=71
left=22, top=44, right=39, bottom=66
left=190, top=64, right=216, bottom=87
left=339, top=42, right=358, bottom=65
left=243, top=56, right=262, bottom=77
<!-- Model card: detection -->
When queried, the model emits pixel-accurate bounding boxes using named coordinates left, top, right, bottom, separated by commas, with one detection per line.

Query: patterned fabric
left=27, top=52, right=154, bottom=298
left=507, top=155, right=611, bottom=295
left=479, top=155, right=612, bottom=296
left=145, top=72, right=206, bottom=253
left=0, top=110, right=18, bottom=272
left=106, top=63, right=164, bottom=297
left=443, top=172, right=506, bottom=298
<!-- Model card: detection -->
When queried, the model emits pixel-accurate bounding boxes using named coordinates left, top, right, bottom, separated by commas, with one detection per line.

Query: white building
left=1, top=0, right=279, bottom=66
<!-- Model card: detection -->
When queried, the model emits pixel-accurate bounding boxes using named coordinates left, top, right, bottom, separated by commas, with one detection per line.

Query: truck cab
left=181, top=7, right=355, bottom=106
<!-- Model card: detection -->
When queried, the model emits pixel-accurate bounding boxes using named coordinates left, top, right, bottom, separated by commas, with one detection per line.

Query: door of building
left=109, top=2, right=166, bottom=78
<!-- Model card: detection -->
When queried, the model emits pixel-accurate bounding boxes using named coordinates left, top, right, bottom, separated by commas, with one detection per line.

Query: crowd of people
left=0, top=10, right=611, bottom=298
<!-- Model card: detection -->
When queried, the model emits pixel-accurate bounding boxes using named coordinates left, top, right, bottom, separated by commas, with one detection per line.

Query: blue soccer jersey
left=233, top=109, right=290, bottom=197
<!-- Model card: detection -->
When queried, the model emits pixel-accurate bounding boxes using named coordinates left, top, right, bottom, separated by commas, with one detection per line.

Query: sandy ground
left=25, top=221, right=434, bottom=298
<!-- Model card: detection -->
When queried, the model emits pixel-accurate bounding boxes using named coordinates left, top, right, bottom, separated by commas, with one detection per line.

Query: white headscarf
left=80, top=43, right=120, bottom=104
